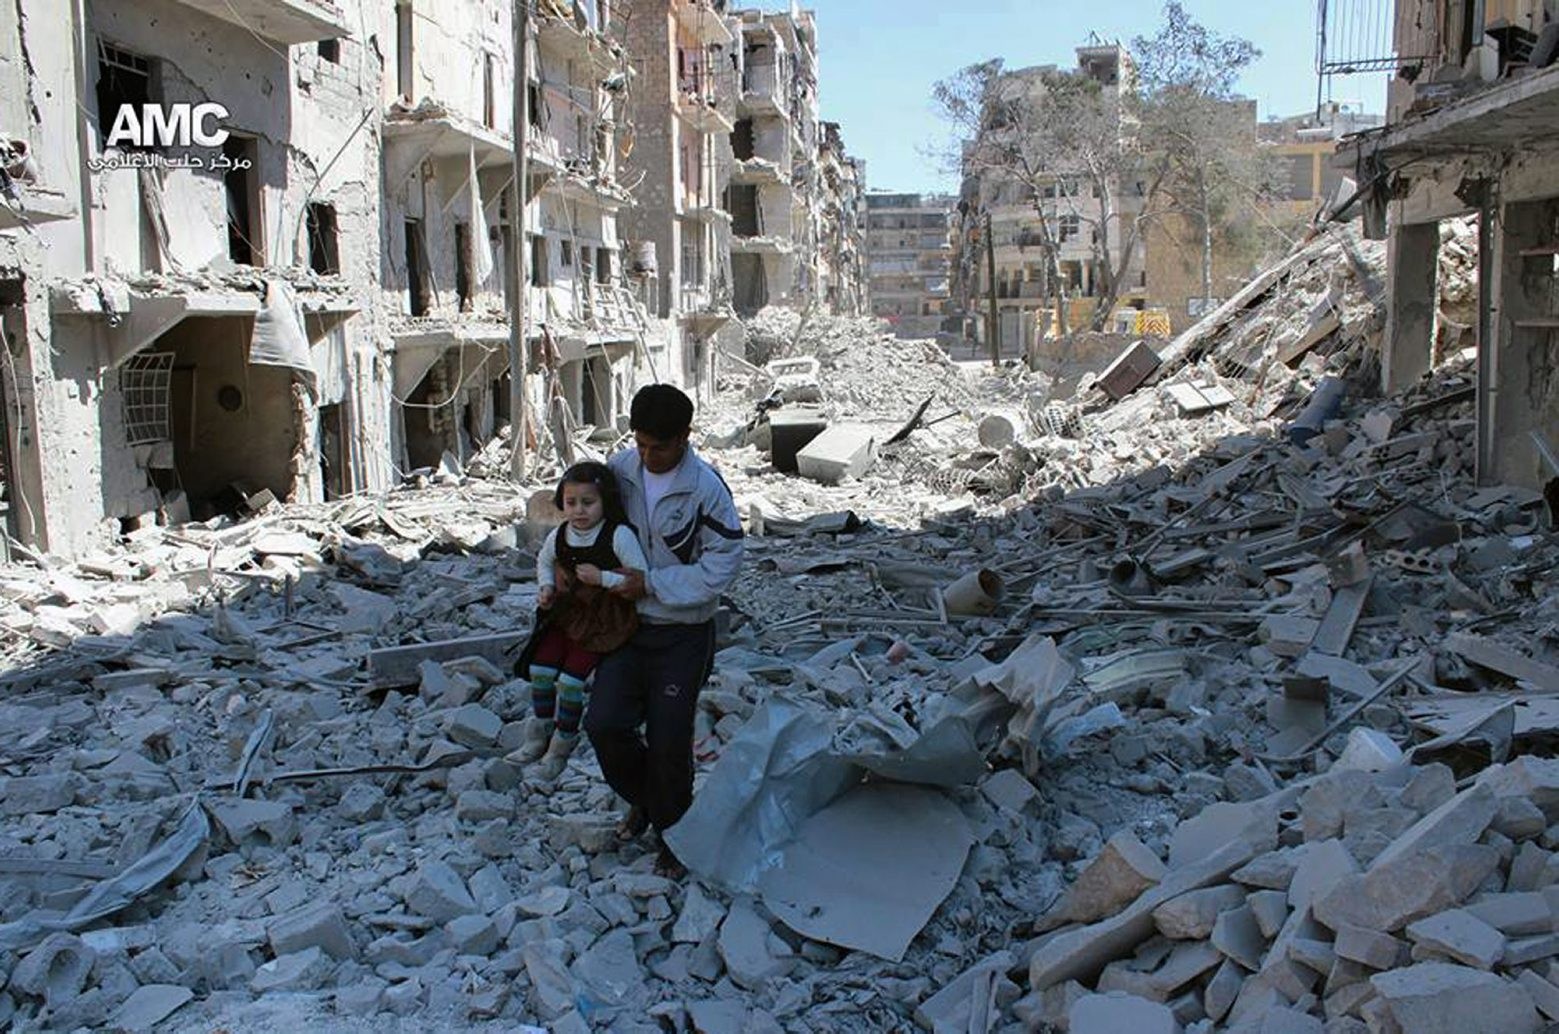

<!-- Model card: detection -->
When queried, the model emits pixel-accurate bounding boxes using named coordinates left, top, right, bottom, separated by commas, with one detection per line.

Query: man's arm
left=641, top=477, right=744, bottom=607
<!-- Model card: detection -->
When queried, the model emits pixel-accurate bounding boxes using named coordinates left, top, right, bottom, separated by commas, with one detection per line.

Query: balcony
left=676, top=72, right=734, bottom=135
left=1340, top=64, right=1559, bottom=161
left=672, top=0, right=735, bottom=47
left=731, top=235, right=794, bottom=255
left=739, top=65, right=786, bottom=118
left=0, top=177, right=74, bottom=231
left=730, top=157, right=784, bottom=185
left=536, top=5, right=617, bottom=73
left=382, top=101, right=514, bottom=189
left=166, top=0, right=347, bottom=44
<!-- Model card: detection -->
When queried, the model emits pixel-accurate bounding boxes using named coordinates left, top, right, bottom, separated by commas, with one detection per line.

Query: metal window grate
left=98, top=42, right=150, bottom=76
left=121, top=352, right=174, bottom=446
left=1317, top=0, right=1437, bottom=75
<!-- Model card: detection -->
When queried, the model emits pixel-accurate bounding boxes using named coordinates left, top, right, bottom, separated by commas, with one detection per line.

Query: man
left=586, top=384, right=744, bottom=876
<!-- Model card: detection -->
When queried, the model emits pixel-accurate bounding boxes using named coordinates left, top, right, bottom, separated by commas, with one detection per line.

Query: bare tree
left=933, top=58, right=1170, bottom=337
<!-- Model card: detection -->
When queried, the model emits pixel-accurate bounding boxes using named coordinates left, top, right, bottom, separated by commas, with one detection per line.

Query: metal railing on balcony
left=1316, top=0, right=1436, bottom=76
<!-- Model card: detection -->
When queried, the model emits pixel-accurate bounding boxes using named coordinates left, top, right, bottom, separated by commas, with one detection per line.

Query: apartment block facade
left=865, top=192, right=954, bottom=340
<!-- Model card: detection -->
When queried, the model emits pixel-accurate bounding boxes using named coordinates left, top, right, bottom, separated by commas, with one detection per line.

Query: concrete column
left=1487, top=196, right=1559, bottom=490
left=1382, top=217, right=1440, bottom=394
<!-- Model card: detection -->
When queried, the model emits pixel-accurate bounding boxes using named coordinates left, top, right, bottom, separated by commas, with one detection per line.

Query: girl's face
left=560, top=482, right=605, bottom=531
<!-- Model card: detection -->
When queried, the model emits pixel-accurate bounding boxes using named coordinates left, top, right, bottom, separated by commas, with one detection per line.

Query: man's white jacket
left=608, top=445, right=744, bottom=625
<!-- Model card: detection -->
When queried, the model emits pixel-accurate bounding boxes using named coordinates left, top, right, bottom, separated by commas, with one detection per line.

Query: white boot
left=506, top=717, right=553, bottom=764
left=532, top=732, right=578, bottom=782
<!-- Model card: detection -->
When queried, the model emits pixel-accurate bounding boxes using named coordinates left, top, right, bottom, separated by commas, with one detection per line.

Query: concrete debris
left=0, top=217, right=1552, bottom=1032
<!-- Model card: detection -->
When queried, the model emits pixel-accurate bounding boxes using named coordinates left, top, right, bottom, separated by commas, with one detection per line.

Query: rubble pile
left=0, top=215, right=1552, bottom=1032
left=1020, top=755, right=1559, bottom=1034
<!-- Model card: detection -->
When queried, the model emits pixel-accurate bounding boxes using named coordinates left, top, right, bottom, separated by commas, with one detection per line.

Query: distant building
left=953, top=44, right=1150, bottom=357
left=865, top=193, right=955, bottom=340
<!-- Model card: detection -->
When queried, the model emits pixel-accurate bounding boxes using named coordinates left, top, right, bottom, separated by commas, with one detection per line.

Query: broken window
left=306, top=202, right=340, bottom=275
left=729, top=184, right=760, bottom=237
left=405, top=218, right=430, bottom=315
left=454, top=222, right=473, bottom=311
left=396, top=2, right=414, bottom=100
left=528, top=82, right=543, bottom=130
left=530, top=234, right=549, bottom=287
left=317, top=38, right=341, bottom=64
left=121, top=351, right=175, bottom=446
left=96, top=43, right=154, bottom=147
left=733, top=118, right=756, bottom=161
left=1058, top=214, right=1080, bottom=243
left=223, top=136, right=261, bottom=266
left=561, top=240, right=573, bottom=269
left=682, top=225, right=705, bottom=290
left=483, top=53, right=496, bottom=129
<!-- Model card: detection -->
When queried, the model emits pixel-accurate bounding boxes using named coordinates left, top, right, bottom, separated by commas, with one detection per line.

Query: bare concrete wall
left=156, top=316, right=298, bottom=508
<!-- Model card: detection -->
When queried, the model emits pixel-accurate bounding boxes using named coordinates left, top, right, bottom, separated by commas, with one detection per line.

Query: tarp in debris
left=757, top=782, right=975, bottom=962
left=664, top=689, right=1003, bottom=960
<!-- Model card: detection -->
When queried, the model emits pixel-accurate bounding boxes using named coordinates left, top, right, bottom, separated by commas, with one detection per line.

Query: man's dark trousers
left=584, top=620, right=716, bottom=832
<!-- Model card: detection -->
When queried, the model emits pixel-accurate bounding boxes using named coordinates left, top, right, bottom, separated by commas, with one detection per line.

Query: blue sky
left=805, top=0, right=1388, bottom=195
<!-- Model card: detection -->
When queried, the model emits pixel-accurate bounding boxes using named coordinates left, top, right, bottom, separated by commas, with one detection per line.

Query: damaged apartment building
left=0, top=0, right=385, bottom=558
left=954, top=43, right=1151, bottom=358
left=0, top=0, right=866, bottom=558
left=618, top=0, right=739, bottom=402
left=1332, top=0, right=1559, bottom=492
left=865, top=191, right=957, bottom=343
left=386, top=1, right=644, bottom=471
left=0, top=0, right=655, bottom=557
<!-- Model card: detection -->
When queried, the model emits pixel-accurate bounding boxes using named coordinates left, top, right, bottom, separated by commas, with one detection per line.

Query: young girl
left=512, top=462, right=649, bottom=781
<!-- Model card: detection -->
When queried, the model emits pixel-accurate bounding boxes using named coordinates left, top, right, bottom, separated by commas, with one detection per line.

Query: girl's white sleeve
left=536, top=527, right=559, bottom=587
left=613, top=525, right=650, bottom=571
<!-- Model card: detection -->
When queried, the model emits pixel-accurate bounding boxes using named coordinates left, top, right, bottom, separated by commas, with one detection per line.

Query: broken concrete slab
left=1097, top=939, right=1221, bottom=1002
left=1030, top=837, right=1263, bottom=991
left=1212, top=903, right=1268, bottom=971
left=1056, top=832, right=1168, bottom=926
left=1370, top=962, right=1539, bottom=1034
left=1152, top=884, right=1249, bottom=940
left=718, top=898, right=794, bottom=990
left=1370, top=783, right=1497, bottom=871
left=796, top=424, right=876, bottom=485
left=406, top=860, right=478, bottom=923
left=108, top=984, right=194, bottom=1032
left=1406, top=909, right=1505, bottom=969
left=1334, top=924, right=1406, bottom=970
left=268, top=901, right=356, bottom=960
left=1170, top=799, right=1280, bottom=870
left=1315, top=842, right=1502, bottom=937
left=368, top=631, right=529, bottom=688
left=1068, top=990, right=1178, bottom=1034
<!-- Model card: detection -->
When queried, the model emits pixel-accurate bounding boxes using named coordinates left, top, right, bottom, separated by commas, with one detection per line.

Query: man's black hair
left=629, top=383, right=694, bottom=440
left=554, top=461, right=628, bottom=525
